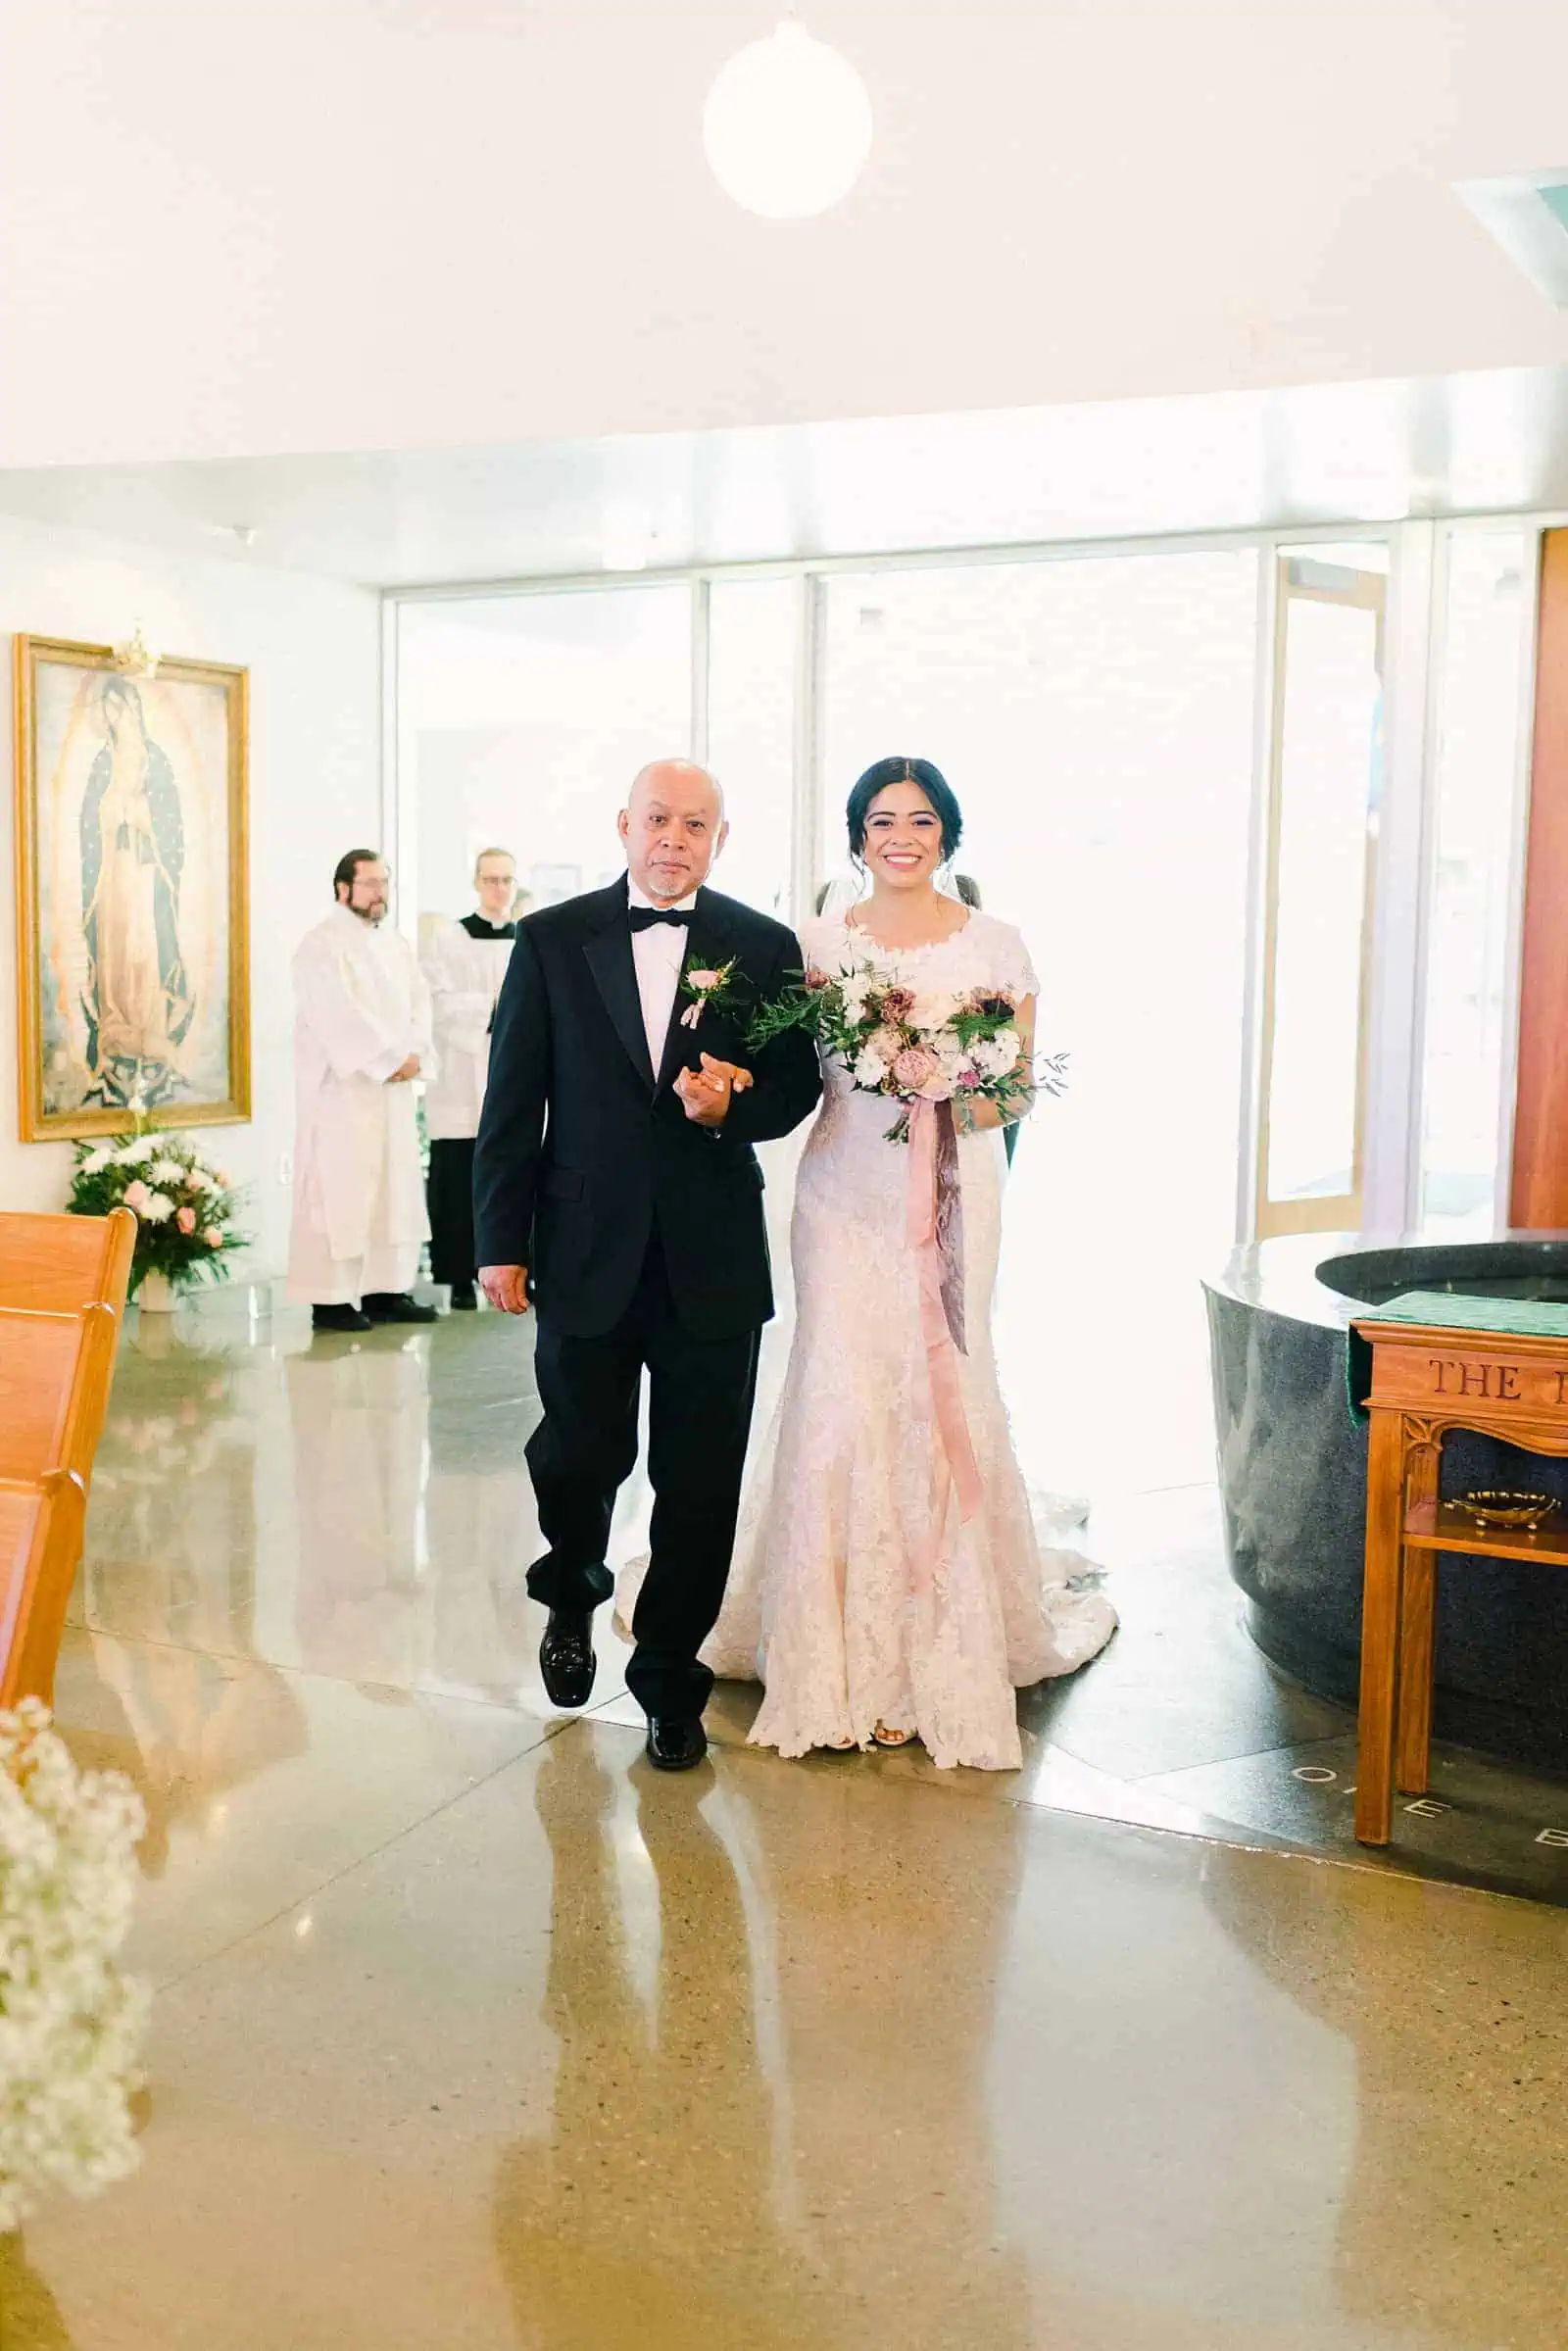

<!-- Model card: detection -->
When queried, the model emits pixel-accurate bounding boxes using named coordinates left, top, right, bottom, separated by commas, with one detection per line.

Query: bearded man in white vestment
left=287, top=850, right=439, bottom=1334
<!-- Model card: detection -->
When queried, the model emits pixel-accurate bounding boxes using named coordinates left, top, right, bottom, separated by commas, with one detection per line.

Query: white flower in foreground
left=853, top=1046, right=891, bottom=1089
left=0, top=1701, right=148, bottom=2229
left=139, top=1194, right=174, bottom=1224
left=115, top=1140, right=155, bottom=1166
left=78, top=1148, right=114, bottom=1176
left=148, top=1158, right=185, bottom=1186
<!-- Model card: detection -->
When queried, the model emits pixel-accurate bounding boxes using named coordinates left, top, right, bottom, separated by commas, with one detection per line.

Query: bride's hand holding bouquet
left=748, top=956, right=1064, bottom=1143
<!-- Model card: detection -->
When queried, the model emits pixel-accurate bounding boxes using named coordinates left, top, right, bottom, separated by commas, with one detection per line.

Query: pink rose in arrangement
left=122, top=1180, right=151, bottom=1212
left=878, top=985, right=915, bottom=1022
left=203, top=1227, right=223, bottom=1249
left=891, top=1043, right=942, bottom=1094
left=803, top=966, right=831, bottom=992
left=176, top=1206, right=197, bottom=1235
left=956, top=1062, right=983, bottom=1090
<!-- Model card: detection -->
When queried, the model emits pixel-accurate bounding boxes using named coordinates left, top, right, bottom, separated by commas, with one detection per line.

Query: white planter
left=136, top=1270, right=178, bottom=1313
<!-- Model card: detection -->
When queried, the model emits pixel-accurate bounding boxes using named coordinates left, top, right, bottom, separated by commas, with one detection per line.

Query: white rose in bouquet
left=911, top=991, right=961, bottom=1033
left=139, top=1194, right=175, bottom=1224
left=854, top=1043, right=892, bottom=1089
left=971, top=1030, right=1021, bottom=1079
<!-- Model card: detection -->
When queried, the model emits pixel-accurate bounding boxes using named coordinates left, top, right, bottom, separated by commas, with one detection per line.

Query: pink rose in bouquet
left=122, top=1180, right=151, bottom=1213
left=891, top=1043, right=943, bottom=1095
left=203, top=1227, right=223, bottom=1249
left=175, top=1206, right=196, bottom=1236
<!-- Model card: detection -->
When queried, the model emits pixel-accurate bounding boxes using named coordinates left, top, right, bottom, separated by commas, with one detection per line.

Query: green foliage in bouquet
left=66, top=1128, right=247, bottom=1298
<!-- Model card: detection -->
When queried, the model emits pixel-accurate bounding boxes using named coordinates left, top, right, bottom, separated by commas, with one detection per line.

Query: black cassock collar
left=461, top=912, right=516, bottom=941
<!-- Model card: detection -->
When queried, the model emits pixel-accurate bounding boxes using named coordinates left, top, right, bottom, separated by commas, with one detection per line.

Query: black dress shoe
left=362, top=1291, right=439, bottom=1324
left=645, top=1716, right=708, bottom=1772
left=540, top=1609, right=597, bottom=1710
left=449, top=1282, right=478, bottom=1310
left=313, top=1302, right=372, bottom=1333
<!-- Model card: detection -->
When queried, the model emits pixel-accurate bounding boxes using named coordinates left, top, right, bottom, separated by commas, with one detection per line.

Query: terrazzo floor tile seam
left=144, top=1712, right=592, bottom=1998
left=743, top=1721, right=1568, bottom=1914
left=70, top=1618, right=631, bottom=1724
left=682, top=1725, right=1528, bottom=1914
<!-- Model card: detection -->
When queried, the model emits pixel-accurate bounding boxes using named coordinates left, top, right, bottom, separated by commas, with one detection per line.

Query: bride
left=702, top=756, right=1117, bottom=1770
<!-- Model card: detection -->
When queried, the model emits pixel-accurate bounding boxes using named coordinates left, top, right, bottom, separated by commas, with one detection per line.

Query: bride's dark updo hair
left=846, top=757, right=963, bottom=862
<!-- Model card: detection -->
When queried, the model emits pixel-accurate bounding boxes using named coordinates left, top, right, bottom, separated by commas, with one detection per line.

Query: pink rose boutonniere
left=678, top=955, right=742, bottom=1031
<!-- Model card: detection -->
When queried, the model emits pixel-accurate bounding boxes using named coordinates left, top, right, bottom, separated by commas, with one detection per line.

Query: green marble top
left=1358, top=1291, right=1568, bottom=1339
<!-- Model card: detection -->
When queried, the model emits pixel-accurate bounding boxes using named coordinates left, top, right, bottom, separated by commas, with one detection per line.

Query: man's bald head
left=618, top=759, right=728, bottom=906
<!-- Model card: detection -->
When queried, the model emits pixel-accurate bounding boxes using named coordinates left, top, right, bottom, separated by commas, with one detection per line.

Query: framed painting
left=13, top=636, right=250, bottom=1141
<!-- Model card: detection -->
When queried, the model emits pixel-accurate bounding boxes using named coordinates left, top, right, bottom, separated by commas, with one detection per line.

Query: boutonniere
left=679, top=955, right=742, bottom=1030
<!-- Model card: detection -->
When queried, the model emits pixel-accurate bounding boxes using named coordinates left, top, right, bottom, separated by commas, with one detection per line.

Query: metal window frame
left=379, top=509, right=1550, bottom=1244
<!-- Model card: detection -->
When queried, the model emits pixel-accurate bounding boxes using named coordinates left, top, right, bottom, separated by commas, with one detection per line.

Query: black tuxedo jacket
left=472, top=878, right=821, bottom=1341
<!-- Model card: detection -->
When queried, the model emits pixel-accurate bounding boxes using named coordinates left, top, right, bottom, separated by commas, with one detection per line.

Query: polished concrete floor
left=12, top=1296, right=1568, bottom=2349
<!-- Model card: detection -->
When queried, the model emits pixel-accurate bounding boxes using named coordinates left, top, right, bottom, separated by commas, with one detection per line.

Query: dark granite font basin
left=1204, top=1233, right=1568, bottom=1771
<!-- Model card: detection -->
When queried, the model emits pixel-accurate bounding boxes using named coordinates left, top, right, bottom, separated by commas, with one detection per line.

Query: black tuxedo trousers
left=473, top=879, right=820, bottom=1718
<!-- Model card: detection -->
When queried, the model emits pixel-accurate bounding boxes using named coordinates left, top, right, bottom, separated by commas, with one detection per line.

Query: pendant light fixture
left=703, top=17, right=873, bottom=221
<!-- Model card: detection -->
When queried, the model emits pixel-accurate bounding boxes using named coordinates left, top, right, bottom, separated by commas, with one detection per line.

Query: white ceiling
left=0, top=365, right=1562, bottom=587
left=1, top=1, right=1567, bottom=470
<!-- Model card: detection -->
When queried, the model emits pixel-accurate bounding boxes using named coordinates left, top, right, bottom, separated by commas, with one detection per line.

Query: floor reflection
left=74, top=1319, right=310, bottom=1877
left=496, top=1734, right=1032, bottom=2351
left=0, top=2234, right=74, bottom=2349
left=1201, top=1845, right=1568, bottom=2349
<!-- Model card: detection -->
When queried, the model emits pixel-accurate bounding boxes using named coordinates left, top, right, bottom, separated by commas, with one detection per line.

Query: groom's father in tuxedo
left=473, top=761, right=820, bottom=1770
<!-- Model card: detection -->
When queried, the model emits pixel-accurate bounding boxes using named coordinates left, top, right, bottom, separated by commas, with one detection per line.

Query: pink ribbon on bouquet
left=906, top=1098, right=983, bottom=1524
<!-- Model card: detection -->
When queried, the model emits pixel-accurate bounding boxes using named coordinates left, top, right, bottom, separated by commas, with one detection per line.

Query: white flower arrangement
left=67, top=1129, right=247, bottom=1299
left=0, top=1702, right=148, bottom=2229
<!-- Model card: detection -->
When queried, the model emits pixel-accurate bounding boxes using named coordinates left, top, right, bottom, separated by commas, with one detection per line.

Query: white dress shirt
left=626, top=876, right=697, bottom=1074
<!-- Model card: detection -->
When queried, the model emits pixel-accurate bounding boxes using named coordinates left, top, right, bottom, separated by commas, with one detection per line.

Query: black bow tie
left=628, top=906, right=693, bottom=931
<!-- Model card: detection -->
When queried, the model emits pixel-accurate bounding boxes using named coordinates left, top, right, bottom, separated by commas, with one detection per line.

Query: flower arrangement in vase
left=67, top=1127, right=246, bottom=1306
left=0, top=1701, right=148, bottom=2229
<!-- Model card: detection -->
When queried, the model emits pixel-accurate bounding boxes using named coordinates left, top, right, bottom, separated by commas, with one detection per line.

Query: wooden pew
left=0, top=1206, right=135, bottom=1706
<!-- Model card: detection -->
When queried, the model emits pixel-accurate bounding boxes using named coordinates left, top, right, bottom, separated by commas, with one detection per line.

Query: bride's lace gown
left=704, top=907, right=1117, bottom=1771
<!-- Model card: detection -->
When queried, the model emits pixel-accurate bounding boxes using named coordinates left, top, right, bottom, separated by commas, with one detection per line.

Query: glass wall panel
left=818, top=552, right=1260, bottom=1492
left=397, top=585, right=693, bottom=939
left=705, top=577, right=798, bottom=920
left=1256, top=549, right=1386, bottom=1236
left=1419, top=528, right=1529, bottom=1231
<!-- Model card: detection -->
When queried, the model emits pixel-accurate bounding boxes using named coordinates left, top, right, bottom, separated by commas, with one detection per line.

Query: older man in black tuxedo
left=473, top=760, right=820, bottom=1770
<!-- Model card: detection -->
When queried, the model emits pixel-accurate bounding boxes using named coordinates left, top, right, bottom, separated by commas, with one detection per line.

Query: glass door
left=817, top=549, right=1261, bottom=1493
left=1254, top=548, right=1387, bottom=1238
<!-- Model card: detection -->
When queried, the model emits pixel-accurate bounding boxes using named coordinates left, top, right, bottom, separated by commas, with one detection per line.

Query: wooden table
left=1353, top=1313, right=1568, bottom=1845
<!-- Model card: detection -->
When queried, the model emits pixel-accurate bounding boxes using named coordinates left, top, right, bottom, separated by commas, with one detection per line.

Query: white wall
left=0, top=515, right=381, bottom=1275
left=3, top=0, right=1568, bottom=468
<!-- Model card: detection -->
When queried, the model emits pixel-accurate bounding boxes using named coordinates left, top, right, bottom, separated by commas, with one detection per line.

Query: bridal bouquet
left=67, top=1129, right=246, bottom=1298
left=748, top=955, right=1064, bottom=1142
left=0, top=1702, right=148, bottom=2229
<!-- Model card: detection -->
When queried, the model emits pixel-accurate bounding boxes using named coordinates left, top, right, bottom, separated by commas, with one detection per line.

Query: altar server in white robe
left=421, top=847, right=518, bottom=1309
left=287, top=850, right=439, bottom=1334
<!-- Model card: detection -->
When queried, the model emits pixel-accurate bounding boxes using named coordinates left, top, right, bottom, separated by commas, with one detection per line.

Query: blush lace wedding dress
left=700, top=907, right=1117, bottom=1771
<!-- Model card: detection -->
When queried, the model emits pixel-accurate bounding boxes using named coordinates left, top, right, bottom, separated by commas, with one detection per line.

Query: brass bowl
left=1455, top=1489, right=1557, bottom=1532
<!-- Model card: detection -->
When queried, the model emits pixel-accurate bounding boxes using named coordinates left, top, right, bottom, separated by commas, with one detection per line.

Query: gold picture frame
left=13, top=634, right=251, bottom=1141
